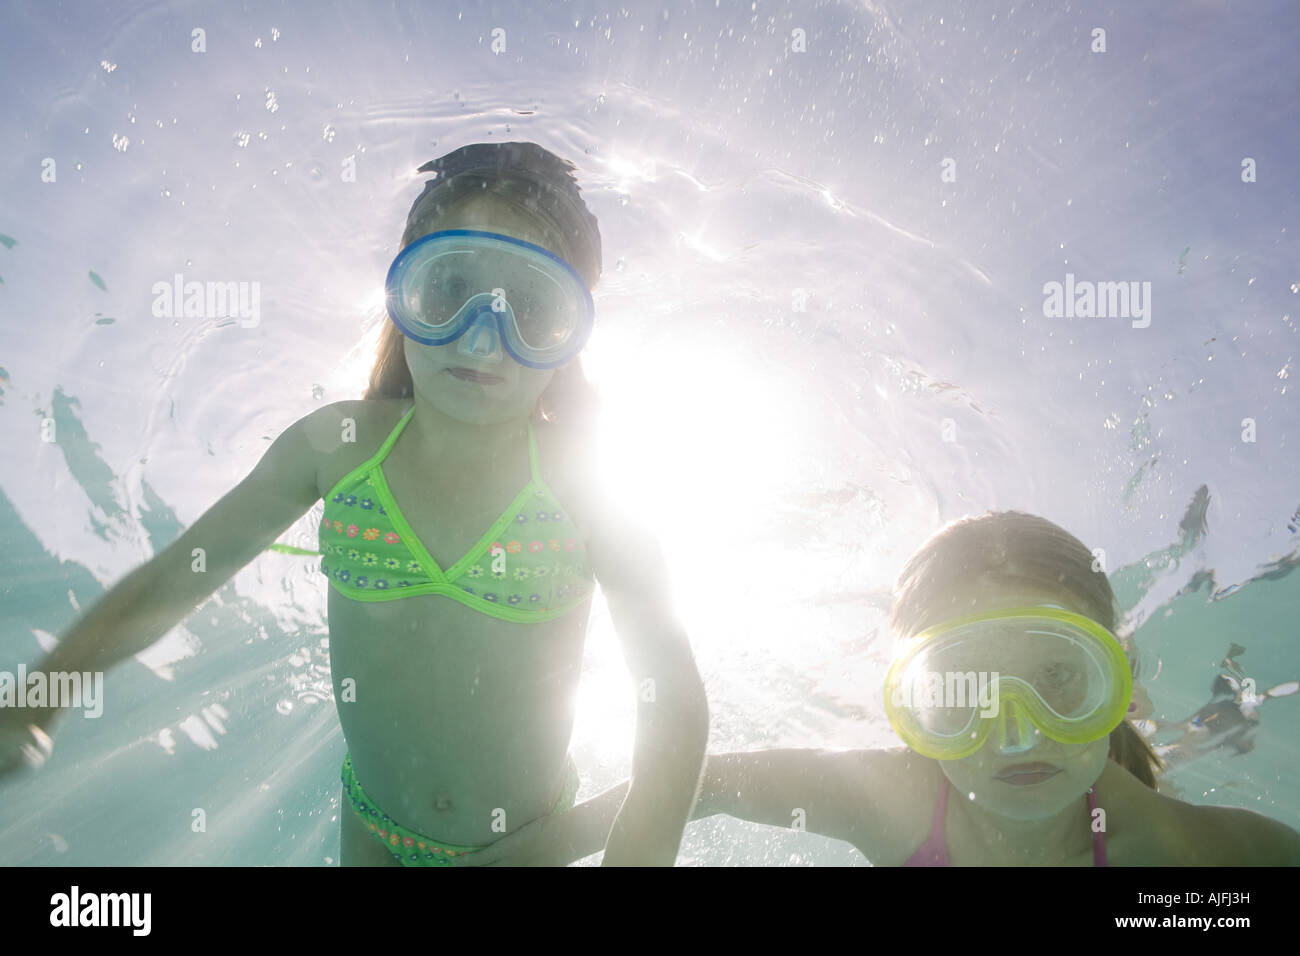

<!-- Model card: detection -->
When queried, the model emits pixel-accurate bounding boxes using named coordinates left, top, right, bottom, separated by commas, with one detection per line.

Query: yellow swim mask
left=882, top=606, right=1133, bottom=760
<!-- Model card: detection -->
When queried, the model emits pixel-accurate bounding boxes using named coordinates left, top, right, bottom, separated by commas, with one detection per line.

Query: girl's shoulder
left=832, top=748, right=945, bottom=864
left=308, top=399, right=408, bottom=497
left=1108, top=765, right=1300, bottom=864
left=1165, top=798, right=1300, bottom=865
left=300, top=398, right=405, bottom=447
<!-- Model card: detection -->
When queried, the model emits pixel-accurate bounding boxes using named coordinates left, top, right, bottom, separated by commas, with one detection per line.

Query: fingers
left=22, top=724, right=54, bottom=768
left=0, top=724, right=52, bottom=779
left=448, top=846, right=502, bottom=867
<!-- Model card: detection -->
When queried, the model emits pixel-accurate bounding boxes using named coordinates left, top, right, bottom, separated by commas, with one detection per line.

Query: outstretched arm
left=551, top=748, right=880, bottom=863
left=2, top=403, right=327, bottom=779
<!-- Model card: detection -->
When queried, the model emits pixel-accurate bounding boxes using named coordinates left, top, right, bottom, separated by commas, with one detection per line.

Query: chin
left=948, top=743, right=1109, bottom=820
left=967, top=776, right=1085, bottom=821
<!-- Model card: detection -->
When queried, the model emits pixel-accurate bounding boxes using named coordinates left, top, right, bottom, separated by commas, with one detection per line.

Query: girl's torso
left=314, top=398, right=594, bottom=845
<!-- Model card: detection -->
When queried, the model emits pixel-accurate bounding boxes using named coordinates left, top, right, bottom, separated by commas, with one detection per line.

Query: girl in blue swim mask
left=7, top=142, right=709, bottom=868
left=463, top=511, right=1300, bottom=865
left=319, top=143, right=707, bottom=866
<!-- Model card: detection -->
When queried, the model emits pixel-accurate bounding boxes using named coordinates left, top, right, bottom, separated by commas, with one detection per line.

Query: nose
left=994, top=698, right=1040, bottom=755
left=457, top=309, right=504, bottom=364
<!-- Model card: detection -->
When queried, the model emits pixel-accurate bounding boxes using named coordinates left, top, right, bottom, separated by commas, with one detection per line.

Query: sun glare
left=604, top=152, right=658, bottom=189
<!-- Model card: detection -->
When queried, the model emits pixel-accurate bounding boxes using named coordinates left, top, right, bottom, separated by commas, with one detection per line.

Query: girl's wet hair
left=366, top=142, right=602, bottom=440
left=402, top=142, right=601, bottom=287
left=890, top=510, right=1163, bottom=788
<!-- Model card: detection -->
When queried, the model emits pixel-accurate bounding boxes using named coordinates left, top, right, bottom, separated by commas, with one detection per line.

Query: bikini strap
left=375, top=405, right=417, bottom=461
left=268, top=405, right=414, bottom=559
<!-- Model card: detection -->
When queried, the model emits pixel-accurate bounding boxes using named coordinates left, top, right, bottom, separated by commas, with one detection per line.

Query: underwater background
left=1, top=0, right=1297, bottom=864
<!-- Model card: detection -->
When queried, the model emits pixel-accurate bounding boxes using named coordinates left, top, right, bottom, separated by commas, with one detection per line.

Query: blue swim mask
left=385, top=230, right=595, bottom=369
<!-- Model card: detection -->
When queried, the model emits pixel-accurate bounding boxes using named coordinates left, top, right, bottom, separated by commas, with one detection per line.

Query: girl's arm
left=14, top=407, right=328, bottom=735
left=697, top=749, right=871, bottom=837
left=558, top=748, right=881, bottom=862
left=583, top=509, right=709, bottom=866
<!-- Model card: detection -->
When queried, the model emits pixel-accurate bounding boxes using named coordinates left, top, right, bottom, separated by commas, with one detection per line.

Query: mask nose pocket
left=994, top=697, right=1040, bottom=755
left=456, top=299, right=505, bottom=363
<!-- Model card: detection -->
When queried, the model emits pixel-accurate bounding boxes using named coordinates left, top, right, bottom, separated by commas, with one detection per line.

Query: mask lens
left=404, top=250, right=480, bottom=328
left=896, top=655, right=981, bottom=738
left=916, top=703, right=978, bottom=737
left=925, top=624, right=1107, bottom=719
left=499, top=263, right=577, bottom=350
left=1023, top=637, right=1097, bottom=717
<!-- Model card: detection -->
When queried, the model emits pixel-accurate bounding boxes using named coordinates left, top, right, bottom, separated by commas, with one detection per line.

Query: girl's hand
left=0, top=709, right=55, bottom=782
left=449, top=809, right=581, bottom=867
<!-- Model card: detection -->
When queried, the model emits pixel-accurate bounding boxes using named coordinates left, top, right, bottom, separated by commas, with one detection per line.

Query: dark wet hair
left=365, top=142, right=602, bottom=444
left=401, top=141, right=601, bottom=286
left=889, top=510, right=1163, bottom=788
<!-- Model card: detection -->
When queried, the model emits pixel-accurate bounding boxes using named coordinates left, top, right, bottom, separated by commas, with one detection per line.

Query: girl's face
left=926, top=583, right=1115, bottom=820
left=401, top=194, right=574, bottom=426
left=941, top=730, right=1110, bottom=822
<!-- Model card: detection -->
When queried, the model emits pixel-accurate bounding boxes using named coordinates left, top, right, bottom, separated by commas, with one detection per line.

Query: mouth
left=995, top=762, right=1062, bottom=786
left=446, top=366, right=505, bottom=386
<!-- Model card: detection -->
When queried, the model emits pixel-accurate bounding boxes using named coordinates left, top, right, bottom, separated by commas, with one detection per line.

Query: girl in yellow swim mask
left=464, top=511, right=1300, bottom=865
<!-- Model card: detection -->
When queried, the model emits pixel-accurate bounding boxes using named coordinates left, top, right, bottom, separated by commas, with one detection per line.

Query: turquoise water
left=1, top=1, right=1297, bottom=865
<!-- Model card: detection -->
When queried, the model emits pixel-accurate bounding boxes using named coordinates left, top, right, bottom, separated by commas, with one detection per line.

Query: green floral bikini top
left=296, top=406, right=594, bottom=622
